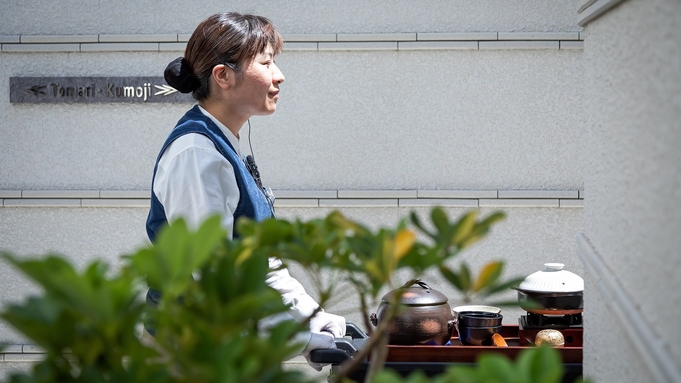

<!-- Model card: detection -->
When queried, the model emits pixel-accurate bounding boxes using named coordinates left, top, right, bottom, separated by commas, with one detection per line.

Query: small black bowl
left=457, top=311, right=503, bottom=327
left=458, top=324, right=502, bottom=346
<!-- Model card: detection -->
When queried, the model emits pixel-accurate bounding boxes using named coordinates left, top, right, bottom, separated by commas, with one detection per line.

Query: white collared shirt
left=152, top=105, right=319, bottom=354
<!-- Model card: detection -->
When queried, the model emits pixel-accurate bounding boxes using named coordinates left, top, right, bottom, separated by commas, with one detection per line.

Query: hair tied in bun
left=164, top=57, right=201, bottom=93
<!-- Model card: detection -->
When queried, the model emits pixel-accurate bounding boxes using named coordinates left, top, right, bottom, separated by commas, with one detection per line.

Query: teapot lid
left=381, top=279, right=449, bottom=306
left=518, top=263, right=584, bottom=293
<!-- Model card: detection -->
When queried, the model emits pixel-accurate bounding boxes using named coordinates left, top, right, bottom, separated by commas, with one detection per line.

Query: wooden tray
left=383, top=325, right=582, bottom=364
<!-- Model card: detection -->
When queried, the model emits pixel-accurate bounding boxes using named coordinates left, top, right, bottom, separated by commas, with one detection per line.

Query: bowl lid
left=518, top=263, right=584, bottom=293
left=452, top=305, right=501, bottom=314
left=381, top=279, right=449, bottom=306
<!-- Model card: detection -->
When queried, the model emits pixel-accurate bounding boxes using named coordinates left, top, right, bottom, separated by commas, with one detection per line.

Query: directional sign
left=10, top=77, right=195, bottom=103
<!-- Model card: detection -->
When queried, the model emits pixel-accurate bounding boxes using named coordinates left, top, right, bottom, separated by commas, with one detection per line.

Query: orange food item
left=492, top=333, right=508, bottom=347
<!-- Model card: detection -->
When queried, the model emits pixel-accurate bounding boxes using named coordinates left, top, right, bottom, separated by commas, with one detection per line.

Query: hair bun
left=164, top=57, right=201, bottom=93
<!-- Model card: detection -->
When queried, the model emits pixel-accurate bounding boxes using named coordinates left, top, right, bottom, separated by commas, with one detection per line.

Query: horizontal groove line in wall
left=272, top=190, right=337, bottom=199
left=336, top=33, right=416, bottom=42
left=1, top=43, right=80, bottom=52
left=22, top=345, right=44, bottom=353
left=98, top=34, right=178, bottom=43
left=20, top=34, right=99, bottom=44
left=284, top=33, right=336, bottom=42
left=81, top=199, right=149, bottom=208
left=479, top=199, right=560, bottom=208
left=559, top=199, right=584, bottom=208
left=398, top=41, right=478, bottom=51
left=282, top=42, right=318, bottom=51
left=0, top=345, right=23, bottom=353
left=319, top=199, right=399, bottom=207
left=479, top=41, right=559, bottom=50
left=560, top=41, right=584, bottom=50
left=498, top=190, right=578, bottom=199
left=21, top=190, right=99, bottom=199
left=338, top=190, right=417, bottom=199
left=497, top=32, right=579, bottom=41
left=1, top=190, right=583, bottom=200
left=3, top=199, right=81, bottom=207
left=80, top=42, right=159, bottom=52
left=399, top=199, right=478, bottom=208
left=417, top=32, right=497, bottom=41
left=273, top=199, right=319, bottom=208
left=0, top=35, right=20, bottom=43
left=1, top=32, right=583, bottom=53
left=99, top=190, right=149, bottom=198
left=4, top=354, right=45, bottom=362
left=418, top=190, right=498, bottom=199
left=318, top=42, right=397, bottom=51
left=159, top=42, right=188, bottom=52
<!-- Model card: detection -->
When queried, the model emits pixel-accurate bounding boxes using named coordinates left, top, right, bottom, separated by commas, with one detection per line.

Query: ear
left=211, top=64, right=236, bottom=91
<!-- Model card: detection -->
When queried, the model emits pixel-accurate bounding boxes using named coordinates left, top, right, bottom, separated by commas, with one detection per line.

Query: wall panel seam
left=1, top=32, right=584, bottom=53
left=0, top=190, right=584, bottom=208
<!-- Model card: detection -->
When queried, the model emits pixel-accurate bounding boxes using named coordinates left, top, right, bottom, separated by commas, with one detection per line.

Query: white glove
left=302, top=331, right=336, bottom=371
left=309, top=311, right=346, bottom=339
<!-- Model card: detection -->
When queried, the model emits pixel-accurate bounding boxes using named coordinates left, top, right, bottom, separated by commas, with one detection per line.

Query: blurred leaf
left=481, top=277, right=525, bottom=297
left=393, top=230, right=416, bottom=261
left=452, top=211, right=478, bottom=246
left=460, top=263, right=472, bottom=292
left=472, top=261, right=504, bottom=292
left=439, top=265, right=468, bottom=292
left=409, top=211, right=436, bottom=240
left=516, top=345, right=564, bottom=383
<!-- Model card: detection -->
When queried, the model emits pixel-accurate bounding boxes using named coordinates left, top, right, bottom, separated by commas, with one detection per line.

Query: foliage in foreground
left=0, top=208, right=576, bottom=383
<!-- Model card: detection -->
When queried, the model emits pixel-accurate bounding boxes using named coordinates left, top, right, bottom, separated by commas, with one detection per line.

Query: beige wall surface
left=0, top=49, right=585, bottom=190
left=582, top=0, right=681, bottom=381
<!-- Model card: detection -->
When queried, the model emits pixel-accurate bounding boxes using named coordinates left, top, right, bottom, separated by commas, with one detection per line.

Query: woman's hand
left=309, top=311, right=346, bottom=339
left=302, top=331, right=336, bottom=371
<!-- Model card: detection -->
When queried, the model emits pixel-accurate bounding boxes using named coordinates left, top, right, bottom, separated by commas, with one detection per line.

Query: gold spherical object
left=535, top=329, right=565, bottom=347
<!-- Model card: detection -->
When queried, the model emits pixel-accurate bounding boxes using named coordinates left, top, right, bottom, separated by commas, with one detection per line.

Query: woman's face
left=232, top=44, right=285, bottom=117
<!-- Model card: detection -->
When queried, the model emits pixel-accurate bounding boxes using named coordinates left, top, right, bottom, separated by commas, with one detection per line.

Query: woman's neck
left=199, top=100, right=247, bottom=139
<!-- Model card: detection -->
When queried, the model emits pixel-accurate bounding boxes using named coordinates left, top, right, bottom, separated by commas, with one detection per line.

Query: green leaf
left=430, top=207, right=451, bottom=241
left=452, top=211, right=478, bottom=246
left=460, top=262, right=472, bottom=292
left=516, top=345, right=564, bottom=383
left=472, top=261, right=504, bottom=292
left=439, top=265, right=468, bottom=292
left=410, top=211, right=436, bottom=239
left=481, top=277, right=525, bottom=297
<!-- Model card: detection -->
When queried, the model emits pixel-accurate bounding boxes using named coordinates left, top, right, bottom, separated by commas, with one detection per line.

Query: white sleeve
left=153, top=134, right=240, bottom=238
left=266, top=258, right=321, bottom=322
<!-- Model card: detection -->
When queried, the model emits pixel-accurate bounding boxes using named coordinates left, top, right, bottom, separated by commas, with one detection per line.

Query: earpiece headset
left=244, top=119, right=277, bottom=218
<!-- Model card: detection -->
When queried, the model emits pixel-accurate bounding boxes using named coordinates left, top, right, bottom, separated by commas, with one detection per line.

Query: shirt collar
left=197, top=105, right=242, bottom=159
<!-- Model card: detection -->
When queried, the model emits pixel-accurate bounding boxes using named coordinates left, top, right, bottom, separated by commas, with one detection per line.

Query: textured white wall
left=0, top=0, right=581, bottom=35
left=0, top=49, right=585, bottom=190
left=582, top=0, right=681, bottom=381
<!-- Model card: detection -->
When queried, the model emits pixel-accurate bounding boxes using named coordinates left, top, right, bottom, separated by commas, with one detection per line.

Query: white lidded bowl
left=452, top=305, right=501, bottom=314
left=518, top=263, right=584, bottom=293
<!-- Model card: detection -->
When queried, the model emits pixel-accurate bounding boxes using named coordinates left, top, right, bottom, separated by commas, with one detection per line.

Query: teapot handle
left=402, top=278, right=430, bottom=290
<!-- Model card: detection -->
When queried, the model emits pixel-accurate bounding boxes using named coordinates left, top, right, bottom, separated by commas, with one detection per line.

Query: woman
left=145, top=12, right=344, bottom=370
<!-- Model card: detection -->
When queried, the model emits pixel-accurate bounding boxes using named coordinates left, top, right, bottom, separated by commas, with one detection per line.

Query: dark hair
left=164, top=12, right=283, bottom=101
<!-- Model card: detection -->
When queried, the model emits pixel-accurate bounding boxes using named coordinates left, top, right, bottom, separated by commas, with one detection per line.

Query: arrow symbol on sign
left=154, top=84, right=178, bottom=96
left=24, top=85, right=47, bottom=97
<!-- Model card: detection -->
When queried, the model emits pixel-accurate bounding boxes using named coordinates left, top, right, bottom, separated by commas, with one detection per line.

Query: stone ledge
left=1, top=32, right=584, bottom=53
left=0, top=190, right=584, bottom=209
